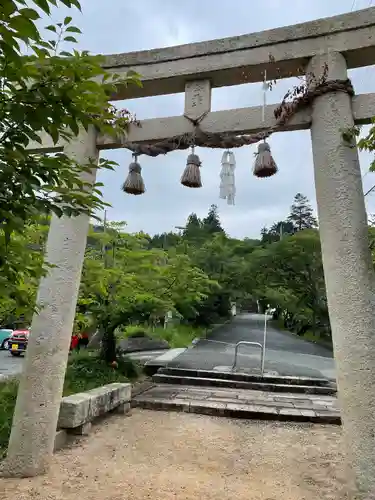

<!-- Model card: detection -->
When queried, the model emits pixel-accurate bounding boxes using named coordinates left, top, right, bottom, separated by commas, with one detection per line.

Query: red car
left=8, top=330, right=84, bottom=356
left=8, top=329, right=30, bottom=356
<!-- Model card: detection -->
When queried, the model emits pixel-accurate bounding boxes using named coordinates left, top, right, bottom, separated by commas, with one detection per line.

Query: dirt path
left=0, top=410, right=346, bottom=499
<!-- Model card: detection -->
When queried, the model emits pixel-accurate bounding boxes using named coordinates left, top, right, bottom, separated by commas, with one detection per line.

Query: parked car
left=8, top=329, right=30, bottom=356
left=0, top=329, right=13, bottom=350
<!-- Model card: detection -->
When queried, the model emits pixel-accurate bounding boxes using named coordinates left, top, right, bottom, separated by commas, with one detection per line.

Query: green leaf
left=60, top=0, right=82, bottom=10
left=19, top=8, right=40, bottom=20
left=33, top=0, right=51, bottom=14
left=8, top=15, right=40, bottom=41
left=45, top=24, right=57, bottom=32
left=65, top=26, right=82, bottom=33
left=64, top=35, right=78, bottom=43
left=64, top=16, right=73, bottom=25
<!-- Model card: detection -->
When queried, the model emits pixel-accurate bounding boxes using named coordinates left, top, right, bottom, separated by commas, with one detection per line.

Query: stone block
left=279, top=408, right=303, bottom=417
left=114, top=402, right=131, bottom=415
left=87, top=383, right=131, bottom=420
left=210, top=391, right=239, bottom=399
left=291, top=401, right=315, bottom=409
left=58, top=392, right=92, bottom=428
left=300, top=410, right=317, bottom=418
left=314, top=412, right=341, bottom=424
left=270, top=401, right=294, bottom=408
left=58, top=383, right=131, bottom=429
left=206, top=397, right=242, bottom=405
left=226, top=403, right=278, bottom=418
left=189, top=400, right=227, bottom=416
left=131, top=379, right=155, bottom=398
left=54, top=430, right=68, bottom=452
left=69, top=421, right=92, bottom=436
left=133, top=396, right=189, bottom=413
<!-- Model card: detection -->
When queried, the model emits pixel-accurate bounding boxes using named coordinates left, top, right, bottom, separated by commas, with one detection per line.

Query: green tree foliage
left=0, top=217, right=49, bottom=327
left=169, top=207, right=259, bottom=326
left=287, top=193, right=318, bottom=232
left=202, top=204, right=225, bottom=235
left=77, top=222, right=216, bottom=362
left=183, top=213, right=203, bottom=242
left=247, top=193, right=333, bottom=341
left=261, top=220, right=295, bottom=243
left=0, top=0, right=140, bottom=308
left=148, top=232, right=181, bottom=250
left=247, top=229, right=328, bottom=336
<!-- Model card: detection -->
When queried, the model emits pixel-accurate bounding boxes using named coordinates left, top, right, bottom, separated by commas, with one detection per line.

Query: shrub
left=63, top=350, right=139, bottom=395
left=0, top=379, right=18, bottom=459
left=119, top=325, right=148, bottom=338
left=0, top=351, right=140, bottom=457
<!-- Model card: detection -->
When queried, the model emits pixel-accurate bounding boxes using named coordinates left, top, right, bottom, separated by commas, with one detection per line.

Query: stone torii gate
left=5, top=6, right=375, bottom=497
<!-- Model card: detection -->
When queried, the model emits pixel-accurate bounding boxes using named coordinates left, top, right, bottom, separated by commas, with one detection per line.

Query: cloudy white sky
left=54, top=0, right=375, bottom=238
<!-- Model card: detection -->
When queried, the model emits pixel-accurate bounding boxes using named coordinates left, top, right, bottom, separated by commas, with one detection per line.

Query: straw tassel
left=181, top=147, right=202, bottom=188
left=253, top=141, right=278, bottom=178
left=122, top=155, right=145, bottom=195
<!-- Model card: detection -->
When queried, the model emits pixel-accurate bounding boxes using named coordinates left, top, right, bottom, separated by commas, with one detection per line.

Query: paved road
left=169, top=313, right=336, bottom=380
left=0, top=314, right=336, bottom=381
left=0, top=350, right=24, bottom=380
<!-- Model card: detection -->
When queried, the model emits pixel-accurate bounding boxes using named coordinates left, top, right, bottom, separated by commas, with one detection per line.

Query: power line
left=365, top=183, right=375, bottom=197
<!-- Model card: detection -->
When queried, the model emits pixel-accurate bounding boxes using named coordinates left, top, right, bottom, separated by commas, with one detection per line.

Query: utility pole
left=102, top=210, right=107, bottom=268
left=279, top=222, right=283, bottom=240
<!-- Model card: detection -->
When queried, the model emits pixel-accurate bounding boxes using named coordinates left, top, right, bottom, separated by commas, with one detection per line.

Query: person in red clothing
left=77, top=332, right=89, bottom=350
left=70, top=334, right=79, bottom=351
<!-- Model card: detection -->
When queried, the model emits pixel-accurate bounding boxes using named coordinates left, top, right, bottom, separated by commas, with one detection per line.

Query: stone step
left=157, top=367, right=334, bottom=387
left=133, top=384, right=340, bottom=425
left=152, top=373, right=336, bottom=395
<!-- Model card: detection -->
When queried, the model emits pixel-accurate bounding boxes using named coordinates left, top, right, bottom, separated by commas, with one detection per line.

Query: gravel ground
left=0, top=409, right=347, bottom=500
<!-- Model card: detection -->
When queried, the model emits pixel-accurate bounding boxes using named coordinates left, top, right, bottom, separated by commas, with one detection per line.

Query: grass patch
left=301, top=330, right=333, bottom=349
left=0, top=351, right=139, bottom=459
left=151, top=325, right=206, bottom=348
left=0, top=378, right=18, bottom=459
left=121, top=323, right=207, bottom=348
left=271, top=319, right=333, bottom=350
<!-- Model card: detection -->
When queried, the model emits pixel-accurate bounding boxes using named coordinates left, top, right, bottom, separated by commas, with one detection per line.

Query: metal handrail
left=232, top=341, right=264, bottom=376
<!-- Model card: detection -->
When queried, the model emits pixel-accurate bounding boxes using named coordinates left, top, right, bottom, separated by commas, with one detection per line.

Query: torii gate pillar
left=309, top=51, right=375, bottom=497
left=2, top=126, right=98, bottom=477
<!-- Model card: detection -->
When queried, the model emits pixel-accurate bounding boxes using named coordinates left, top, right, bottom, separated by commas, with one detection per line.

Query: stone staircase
left=152, top=367, right=337, bottom=395
left=132, top=368, right=340, bottom=424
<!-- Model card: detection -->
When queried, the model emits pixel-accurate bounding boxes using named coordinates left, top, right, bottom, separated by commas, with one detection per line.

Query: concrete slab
left=145, top=348, right=187, bottom=364
left=133, top=383, right=341, bottom=425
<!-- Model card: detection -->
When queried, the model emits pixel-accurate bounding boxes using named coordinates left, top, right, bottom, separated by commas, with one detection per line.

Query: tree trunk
left=100, top=326, right=117, bottom=364
left=1, top=127, right=98, bottom=478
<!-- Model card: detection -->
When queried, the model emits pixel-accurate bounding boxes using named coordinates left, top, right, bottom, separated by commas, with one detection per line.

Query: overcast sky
left=54, top=0, right=375, bottom=238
